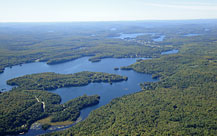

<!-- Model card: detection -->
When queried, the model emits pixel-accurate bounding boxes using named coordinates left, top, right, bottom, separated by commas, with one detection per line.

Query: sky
left=0, top=0, right=217, bottom=22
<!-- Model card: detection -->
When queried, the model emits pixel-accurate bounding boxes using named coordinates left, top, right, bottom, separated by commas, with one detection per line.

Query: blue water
left=115, top=33, right=146, bottom=39
left=0, top=57, right=158, bottom=136
left=153, top=35, right=165, bottom=42
left=184, top=33, right=201, bottom=37
left=114, top=33, right=165, bottom=42
left=0, top=57, right=152, bottom=91
left=161, top=49, right=179, bottom=55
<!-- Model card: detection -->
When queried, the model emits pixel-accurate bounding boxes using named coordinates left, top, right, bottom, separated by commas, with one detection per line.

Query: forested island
left=45, top=22, right=217, bottom=135
left=0, top=20, right=217, bottom=136
left=7, top=71, right=128, bottom=90
left=0, top=71, right=128, bottom=135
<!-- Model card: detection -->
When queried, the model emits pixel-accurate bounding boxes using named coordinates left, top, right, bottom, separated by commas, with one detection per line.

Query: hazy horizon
left=1, top=0, right=217, bottom=22
left=1, top=19, right=217, bottom=24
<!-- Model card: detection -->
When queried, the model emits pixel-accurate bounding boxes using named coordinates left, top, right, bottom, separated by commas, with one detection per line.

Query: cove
left=1, top=49, right=179, bottom=135
left=0, top=57, right=157, bottom=92
left=0, top=57, right=158, bottom=136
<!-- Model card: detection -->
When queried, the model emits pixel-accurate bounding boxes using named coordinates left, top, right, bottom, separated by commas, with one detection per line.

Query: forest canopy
left=0, top=89, right=100, bottom=135
left=7, top=71, right=128, bottom=90
left=47, top=26, right=217, bottom=136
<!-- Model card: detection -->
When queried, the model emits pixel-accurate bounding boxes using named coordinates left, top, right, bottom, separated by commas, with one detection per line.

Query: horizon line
left=1, top=18, right=217, bottom=23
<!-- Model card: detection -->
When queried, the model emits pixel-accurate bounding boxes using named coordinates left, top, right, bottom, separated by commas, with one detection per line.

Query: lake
left=1, top=49, right=177, bottom=135
left=161, top=49, right=179, bottom=55
left=114, top=32, right=165, bottom=42
left=153, top=35, right=165, bottom=42
left=114, top=33, right=147, bottom=39
left=184, top=33, right=201, bottom=37
left=0, top=57, right=158, bottom=136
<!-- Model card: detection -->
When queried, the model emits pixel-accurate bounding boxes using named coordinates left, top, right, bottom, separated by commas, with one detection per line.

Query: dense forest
left=0, top=70, right=128, bottom=135
left=0, top=21, right=217, bottom=136
left=0, top=22, right=175, bottom=73
left=0, top=89, right=100, bottom=135
left=7, top=71, right=128, bottom=90
left=51, top=95, right=100, bottom=122
left=2, top=20, right=215, bottom=73
left=47, top=24, right=217, bottom=135
left=0, top=89, right=60, bottom=135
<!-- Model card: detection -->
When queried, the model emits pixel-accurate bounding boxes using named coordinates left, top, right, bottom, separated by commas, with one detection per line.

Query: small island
left=89, top=58, right=101, bottom=62
left=0, top=71, right=128, bottom=135
left=7, top=71, right=128, bottom=91
left=114, top=67, right=119, bottom=70
left=136, top=59, right=143, bottom=62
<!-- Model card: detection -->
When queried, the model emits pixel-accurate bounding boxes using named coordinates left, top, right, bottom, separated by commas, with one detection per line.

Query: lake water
left=1, top=49, right=178, bottom=135
left=184, top=33, right=201, bottom=37
left=0, top=57, right=158, bottom=136
left=0, top=57, right=157, bottom=92
left=114, top=33, right=147, bottom=39
left=161, top=49, right=179, bottom=55
left=114, top=33, right=165, bottom=42
left=153, top=35, right=165, bottom=42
